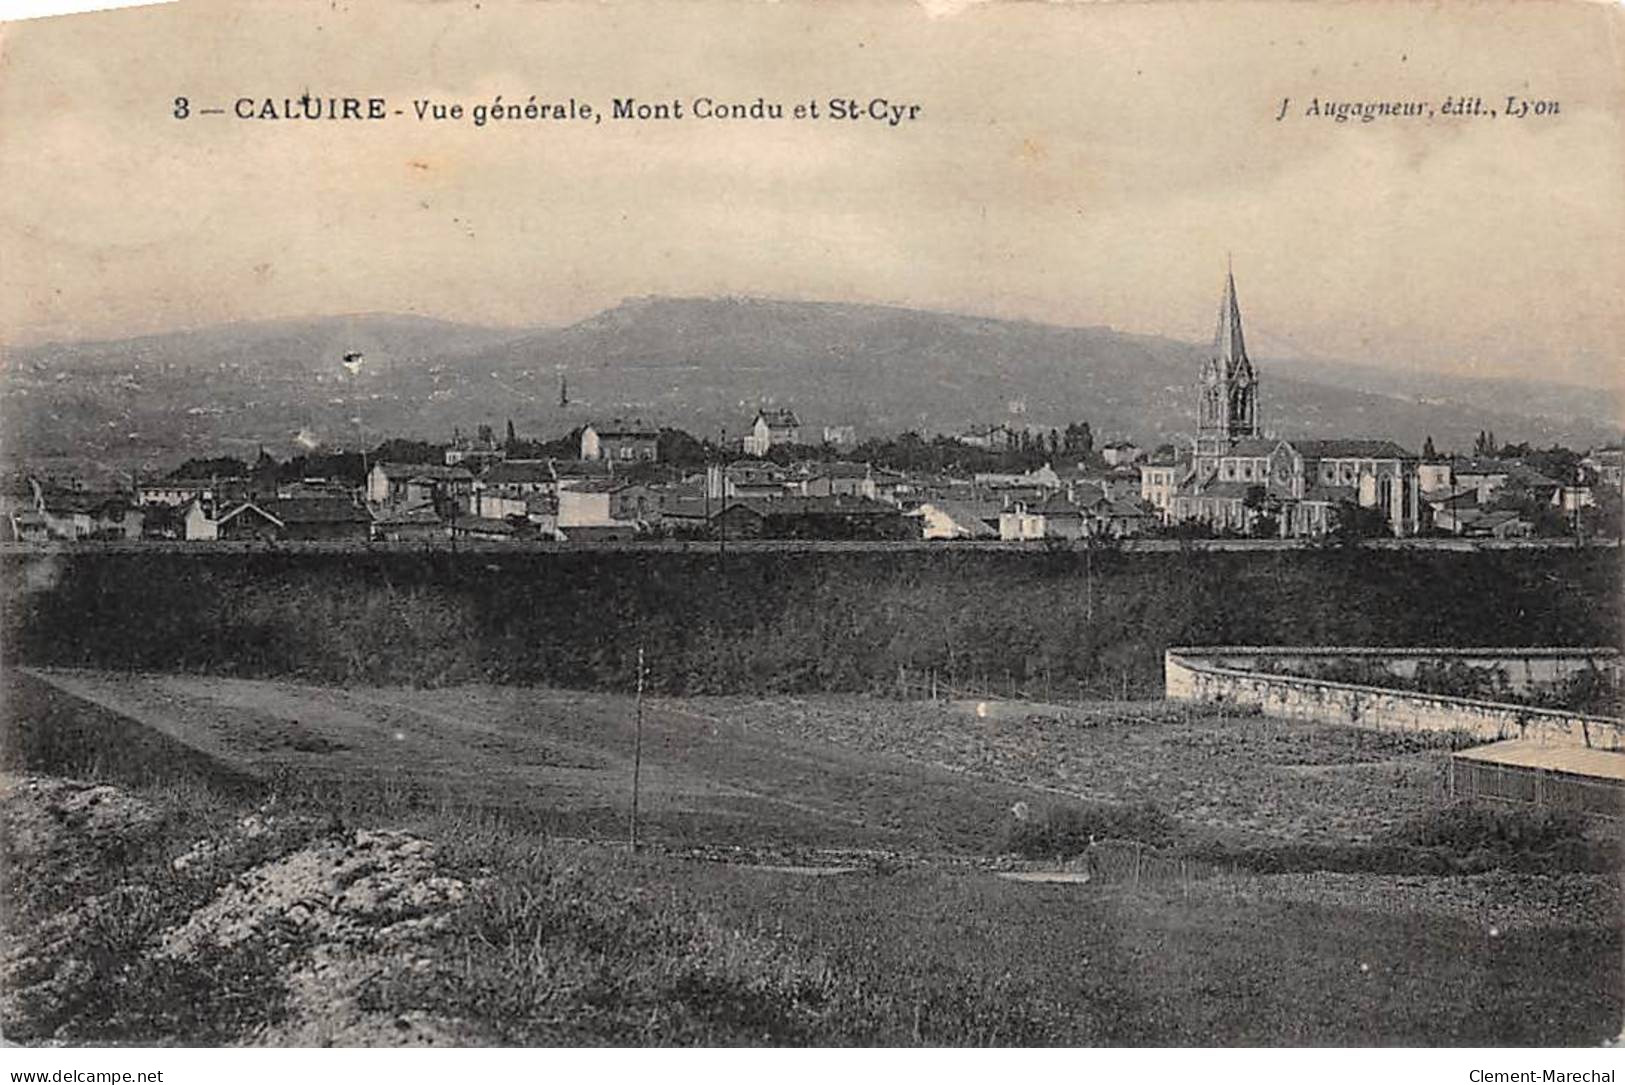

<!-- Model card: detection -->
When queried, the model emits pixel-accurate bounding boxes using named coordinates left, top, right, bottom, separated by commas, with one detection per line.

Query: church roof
left=1227, top=437, right=1279, bottom=457
left=1291, top=439, right=1415, bottom=460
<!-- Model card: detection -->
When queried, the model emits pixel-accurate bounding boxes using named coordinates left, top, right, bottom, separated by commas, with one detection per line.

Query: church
left=1140, top=268, right=1422, bottom=537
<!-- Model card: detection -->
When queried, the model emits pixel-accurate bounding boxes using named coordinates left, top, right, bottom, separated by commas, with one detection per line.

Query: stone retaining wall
left=1165, top=647, right=1625, bottom=750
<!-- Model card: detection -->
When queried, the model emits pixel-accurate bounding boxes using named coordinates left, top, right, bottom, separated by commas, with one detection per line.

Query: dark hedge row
left=3, top=547, right=1617, bottom=696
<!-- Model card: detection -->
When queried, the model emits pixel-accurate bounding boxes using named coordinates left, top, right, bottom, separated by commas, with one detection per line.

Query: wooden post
left=930, top=668, right=937, bottom=702
left=630, top=645, right=645, bottom=851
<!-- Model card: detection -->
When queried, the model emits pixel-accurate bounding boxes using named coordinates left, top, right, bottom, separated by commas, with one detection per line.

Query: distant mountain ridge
left=3, top=296, right=1619, bottom=476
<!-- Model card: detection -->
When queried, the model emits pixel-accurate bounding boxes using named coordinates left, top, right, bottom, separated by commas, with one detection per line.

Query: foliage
left=3, top=549, right=1618, bottom=698
left=368, top=438, right=444, bottom=465
left=166, top=456, right=248, bottom=480
left=1000, top=801, right=1173, bottom=858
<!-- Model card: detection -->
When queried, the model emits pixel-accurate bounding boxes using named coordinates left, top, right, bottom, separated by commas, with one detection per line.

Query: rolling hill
left=3, top=297, right=1618, bottom=477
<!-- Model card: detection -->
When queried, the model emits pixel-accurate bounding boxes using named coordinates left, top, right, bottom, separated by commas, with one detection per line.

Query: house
left=214, top=502, right=284, bottom=542
left=557, top=479, right=659, bottom=529
left=138, top=479, right=218, bottom=507
left=1466, top=509, right=1534, bottom=538
left=33, top=487, right=145, bottom=540
left=373, top=503, right=449, bottom=543
left=1582, top=446, right=1624, bottom=490
left=724, top=462, right=791, bottom=500
left=912, top=500, right=1000, bottom=540
left=5, top=508, right=50, bottom=543
left=1416, top=460, right=1455, bottom=494
left=366, top=462, right=474, bottom=507
left=270, top=496, right=373, bottom=542
left=472, top=490, right=529, bottom=520
left=1423, top=487, right=1482, bottom=535
left=743, top=408, right=801, bottom=456
left=658, top=496, right=715, bottom=536
left=136, top=502, right=185, bottom=540
left=1138, top=455, right=1182, bottom=517
left=822, top=425, right=858, bottom=448
left=451, top=516, right=521, bottom=543
left=1101, top=441, right=1143, bottom=467
left=957, top=424, right=1017, bottom=451
left=444, top=427, right=507, bottom=470
left=1093, top=498, right=1158, bottom=538
left=711, top=496, right=910, bottom=540
left=551, top=459, right=616, bottom=490
left=1552, top=483, right=1595, bottom=515
left=799, top=462, right=876, bottom=500
left=1452, top=459, right=1561, bottom=505
left=182, top=498, right=218, bottom=541
left=581, top=420, right=660, bottom=463
left=998, top=496, right=1088, bottom=541
left=480, top=459, right=556, bottom=499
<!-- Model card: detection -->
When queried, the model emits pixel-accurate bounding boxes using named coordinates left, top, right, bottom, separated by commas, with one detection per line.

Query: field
left=3, top=666, right=1620, bottom=1046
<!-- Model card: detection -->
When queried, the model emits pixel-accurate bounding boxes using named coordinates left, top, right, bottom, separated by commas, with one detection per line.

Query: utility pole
left=629, top=644, right=645, bottom=851
left=718, top=425, right=728, bottom=570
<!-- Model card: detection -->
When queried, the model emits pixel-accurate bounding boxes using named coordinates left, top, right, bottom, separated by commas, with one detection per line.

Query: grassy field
left=3, top=667, right=1620, bottom=1046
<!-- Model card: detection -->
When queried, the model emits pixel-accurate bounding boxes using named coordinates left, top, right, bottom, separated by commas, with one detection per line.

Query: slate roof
left=215, top=502, right=285, bottom=528
left=755, top=408, right=801, bottom=429
left=564, top=478, right=634, bottom=494
left=1189, top=481, right=1254, bottom=500
left=373, top=503, right=443, bottom=527
left=720, top=496, right=898, bottom=518
left=374, top=462, right=473, bottom=482
left=482, top=460, right=555, bottom=485
left=1290, top=439, right=1415, bottom=461
left=272, top=497, right=372, bottom=524
left=588, top=419, right=659, bottom=439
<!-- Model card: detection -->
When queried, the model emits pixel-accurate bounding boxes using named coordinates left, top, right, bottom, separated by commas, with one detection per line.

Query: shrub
left=1000, top=800, right=1173, bottom=858
left=1382, top=802, right=1590, bottom=853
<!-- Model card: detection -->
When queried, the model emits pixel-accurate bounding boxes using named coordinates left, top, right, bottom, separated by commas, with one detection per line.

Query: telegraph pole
left=718, top=425, right=728, bottom=570
left=629, top=645, right=645, bottom=851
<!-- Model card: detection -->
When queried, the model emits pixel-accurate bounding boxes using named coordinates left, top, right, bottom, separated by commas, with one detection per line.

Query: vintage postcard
left=0, top=0, right=1621, bottom=1068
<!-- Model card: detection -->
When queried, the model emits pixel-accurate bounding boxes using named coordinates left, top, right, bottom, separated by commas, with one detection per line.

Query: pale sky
left=1, top=0, right=1622, bottom=390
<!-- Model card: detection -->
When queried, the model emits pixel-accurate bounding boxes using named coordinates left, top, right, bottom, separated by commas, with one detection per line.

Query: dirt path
left=18, top=669, right=1051, bottom=854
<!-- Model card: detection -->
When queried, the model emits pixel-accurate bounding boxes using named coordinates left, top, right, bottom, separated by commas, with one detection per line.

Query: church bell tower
left=1195, top=261, right=1259, bottom=457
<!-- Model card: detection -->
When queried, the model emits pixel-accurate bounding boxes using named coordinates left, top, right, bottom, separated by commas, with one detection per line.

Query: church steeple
left=1197, top=260, right=1259, bottom=451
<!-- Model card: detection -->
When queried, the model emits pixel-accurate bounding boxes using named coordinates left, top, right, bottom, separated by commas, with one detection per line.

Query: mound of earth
left=1, top=774, right=486, bottom=1046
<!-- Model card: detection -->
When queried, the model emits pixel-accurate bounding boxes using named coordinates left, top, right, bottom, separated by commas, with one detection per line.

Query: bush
left=1000, top=801, right=1173, bottom=858
left=1382, top=802, right=1590, bottom=853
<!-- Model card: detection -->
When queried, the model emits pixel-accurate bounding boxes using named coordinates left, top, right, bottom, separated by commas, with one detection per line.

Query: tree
left=168, top=456, right=248, bottom=480
left=657, top=427, right=714, bottom=469
left=1063, top=422, right=1094, bottom=458
left=371, top=438, right=443, bottom=464
left=1242, top=484, right=1281, bottom=538
left=1328, top=500, right=1388, bottom=544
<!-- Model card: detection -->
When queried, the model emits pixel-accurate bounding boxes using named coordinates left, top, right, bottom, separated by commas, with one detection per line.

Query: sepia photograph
left=0, top=0, right=1621, bottom=1070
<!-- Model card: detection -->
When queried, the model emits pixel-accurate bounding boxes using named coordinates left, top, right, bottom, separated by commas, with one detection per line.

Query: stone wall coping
left=1166, top=651, right=1625, bottom=728
left=1167, top=645, right=1619, bottom=660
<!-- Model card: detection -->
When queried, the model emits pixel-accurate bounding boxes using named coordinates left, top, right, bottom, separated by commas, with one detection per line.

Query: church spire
left=1212, top=259, right=1250, bottom=377
left=1196, top=260, right=1259, bottom=450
